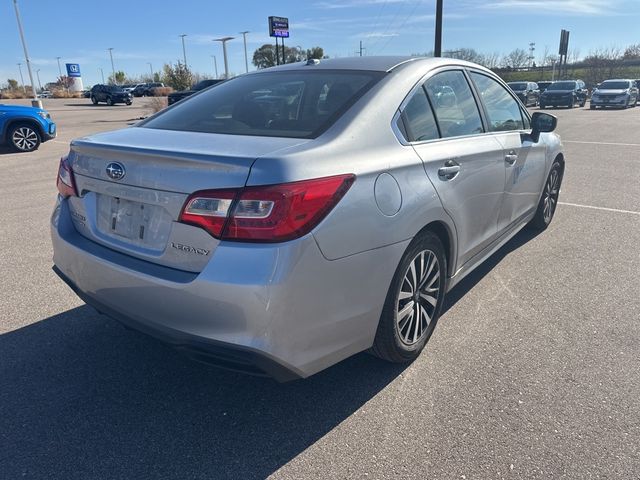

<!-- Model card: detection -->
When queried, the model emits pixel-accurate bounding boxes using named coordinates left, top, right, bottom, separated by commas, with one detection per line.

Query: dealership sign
left=269, top=16, right=289, bottom=38
left=66, top=63, right=81, bottom=78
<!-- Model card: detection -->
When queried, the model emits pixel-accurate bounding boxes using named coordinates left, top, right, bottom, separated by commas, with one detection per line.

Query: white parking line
left=559, top=202, right=640, bottom=216
left=564, top=140, right=640, bottom=147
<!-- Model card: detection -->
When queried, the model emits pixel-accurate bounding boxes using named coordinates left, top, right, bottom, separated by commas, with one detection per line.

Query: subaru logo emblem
left=106, top=162, right=125, bottom=180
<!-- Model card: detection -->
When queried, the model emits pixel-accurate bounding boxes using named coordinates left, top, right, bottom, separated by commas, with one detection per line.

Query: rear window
left=141, top=70, right=383, bottom=138
left=508, top=82, right=528, bottom=90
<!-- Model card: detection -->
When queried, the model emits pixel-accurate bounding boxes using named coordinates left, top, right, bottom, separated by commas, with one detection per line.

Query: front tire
left=106, top=97, right=114, bottom=106
left=8, top=123, right=41, bottom=152
left=529, top=161, right=562, bottom=230
left=372, top=232, right=447, bottom=363
left=91, top=96, right=98, bottom=105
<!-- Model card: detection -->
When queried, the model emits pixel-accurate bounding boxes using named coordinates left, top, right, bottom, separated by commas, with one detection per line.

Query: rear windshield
left=141, top=70, right=384, bottom=138
left=599, top=81, right=630, bottom=89
left=508, top=82, right=528, bottom=90
left=547, top=81, right=576, bottom=90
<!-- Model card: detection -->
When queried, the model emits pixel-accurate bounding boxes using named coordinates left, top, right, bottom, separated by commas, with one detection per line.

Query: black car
left=132, top=82, right=165, bottom=97
left=90, top=85, right=132, bottom=106
left=167, top=79, right=223, bottom=105
left=507, top=81, right=540, bottom=106
left=536, top=81, right=553, bottom=93
left=539, top=80, right=587, bottom=109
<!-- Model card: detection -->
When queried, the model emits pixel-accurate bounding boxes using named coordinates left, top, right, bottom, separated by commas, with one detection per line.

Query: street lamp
left=179, top=34, right=188, bottom=67
left=56, top=56, right=63, bottom=79
left=211, top=55, right=218, bottom=78
left=107, top=48, right=116, bottom=84
left=98, top=67, right=105, bottom=84
left=35, top=68, right=42, bottom=91
left=239, top=31, right=250, bottom=73
left=12, top=0, right=40, bottom=106
left=213, top=37, right=234, bottom=79
left=17, top=63, right=26, bottom=94
left=147, top=62, right=153, bottom=79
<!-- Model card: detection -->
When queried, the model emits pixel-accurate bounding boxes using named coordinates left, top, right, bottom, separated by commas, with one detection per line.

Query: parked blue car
left=0, top=104, right=57, bottom=152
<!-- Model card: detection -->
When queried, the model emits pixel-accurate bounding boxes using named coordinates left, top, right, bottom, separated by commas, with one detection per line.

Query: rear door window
left=401, top=88, right=440, bottom=142
left=424, top=70, right=483, bottom=138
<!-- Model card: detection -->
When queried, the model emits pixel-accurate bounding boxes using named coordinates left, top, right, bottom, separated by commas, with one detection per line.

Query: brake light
left=178, top=174, right=355, bottom=242
left=56, top=156, right=77, bottom=197
left=178, top=189, right=237, bottom=238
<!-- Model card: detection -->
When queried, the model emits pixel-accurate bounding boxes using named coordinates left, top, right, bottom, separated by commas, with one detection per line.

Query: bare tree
left=502, top=48, right=529, bottom=69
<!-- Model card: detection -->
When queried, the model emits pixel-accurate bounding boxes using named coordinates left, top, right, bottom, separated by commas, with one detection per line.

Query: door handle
left=438, top=160, right=460, bottom=180
left=505, top=150, right=518, bottom=165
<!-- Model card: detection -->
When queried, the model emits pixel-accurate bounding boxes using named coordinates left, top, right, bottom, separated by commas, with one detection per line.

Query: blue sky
left=2, top=0, right=639, bottom=88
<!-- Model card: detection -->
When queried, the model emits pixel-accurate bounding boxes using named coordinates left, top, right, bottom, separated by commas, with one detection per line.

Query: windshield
left=599, top=81, right=630, bottom=89
left=142, top=70, right=383, bottom=139
left=547, top=82, right=576, bottom=90
left=508, top=82, right=528, bottom=90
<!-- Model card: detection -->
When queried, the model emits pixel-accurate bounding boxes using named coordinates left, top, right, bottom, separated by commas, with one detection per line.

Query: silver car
left=51, top=57, right=563, bottom=380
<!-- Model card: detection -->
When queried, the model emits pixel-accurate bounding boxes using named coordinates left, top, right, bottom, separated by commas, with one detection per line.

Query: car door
left=468, top=71, right=547, bottom=232
left=406, top=69, right=506, bottom=268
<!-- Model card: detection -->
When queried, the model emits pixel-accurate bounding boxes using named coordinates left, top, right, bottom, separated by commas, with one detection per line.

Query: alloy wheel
left=395, top=249, right=441, bottom=346
left=12, top=126, right=39, bottom=151
left=543, top=168, right=560, bottom=223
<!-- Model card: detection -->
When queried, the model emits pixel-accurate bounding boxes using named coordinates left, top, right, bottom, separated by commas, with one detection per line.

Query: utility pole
left=434, top=0, right=443, bottom=57
left=211, top=55, right=218, bottom=78
left=13, top=0, right=40, bottom=105
left=359, top=40, right=365, bottom=57
left=528, top=42, right=536, bottom=69
left=17, top=63, right=26, bottom=93
left=147, top=62, right=153, bottom=79
left=240, top=31, right=250, bottom=73
left=213, top=37, right=234, bottom=79
left=179, top=34, right=188, bottom=67
left=98, top=67, right=105, bottom=84
left=107, top=48, right=116, bottom=84
left=35, top=68, right=42, bottom=91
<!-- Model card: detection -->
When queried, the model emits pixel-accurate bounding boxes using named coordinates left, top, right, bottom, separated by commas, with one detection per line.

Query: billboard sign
left=269, top=16, right=289, bottom=38
left=66, top=63, right=81, bottom=78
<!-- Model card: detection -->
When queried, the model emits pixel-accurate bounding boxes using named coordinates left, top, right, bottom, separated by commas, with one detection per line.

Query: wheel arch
left=415, top=220, right=457, bottom=279
left=3, top=117, right=44, bottom=142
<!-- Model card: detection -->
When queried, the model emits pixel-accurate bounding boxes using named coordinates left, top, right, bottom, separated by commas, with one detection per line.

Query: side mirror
left=530, top=111, right=557, bottom=142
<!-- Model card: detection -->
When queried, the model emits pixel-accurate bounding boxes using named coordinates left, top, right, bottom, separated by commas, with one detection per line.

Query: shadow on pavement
left=0, top=305, right=407, bottom=479
left=442, top=226, right=543, bottom=315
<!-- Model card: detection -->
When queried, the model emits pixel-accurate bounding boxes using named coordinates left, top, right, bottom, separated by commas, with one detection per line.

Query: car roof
left=258, top=56, right=488, bottom=73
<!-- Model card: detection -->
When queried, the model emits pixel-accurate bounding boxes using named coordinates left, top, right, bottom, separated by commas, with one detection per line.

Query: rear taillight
left=56, top=156, right=77, bottom=197
left=178, top=174, right=355, bottom=242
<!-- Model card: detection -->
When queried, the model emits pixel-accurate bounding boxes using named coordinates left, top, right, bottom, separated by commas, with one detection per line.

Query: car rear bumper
left=51, top=197, right=406, bottom=379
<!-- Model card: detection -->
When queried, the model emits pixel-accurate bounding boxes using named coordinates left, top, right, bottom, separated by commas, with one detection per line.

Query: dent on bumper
left=51, top=199, right=408, bottom=379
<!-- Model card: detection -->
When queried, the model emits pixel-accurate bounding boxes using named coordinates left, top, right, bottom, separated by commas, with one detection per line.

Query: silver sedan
left=51, top=56, right=563, bottom=380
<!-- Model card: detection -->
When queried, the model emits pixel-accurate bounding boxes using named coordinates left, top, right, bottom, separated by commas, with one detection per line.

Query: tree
left=162, top=62, right=192, bottom=91
left=502, top=48, right=529, bottom=69
left=7, top=79, right=18, bottom=90
left=252, top=44, right=325, bottom=69
left=57, top=76, right=74, bottom=89
left=623, top=43, right=640, bottom=60
left=107, top=71, right=126, bottom=85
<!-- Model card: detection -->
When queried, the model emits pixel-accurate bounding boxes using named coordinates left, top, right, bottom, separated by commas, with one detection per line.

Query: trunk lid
left=66, top=126, right=309, bottom=272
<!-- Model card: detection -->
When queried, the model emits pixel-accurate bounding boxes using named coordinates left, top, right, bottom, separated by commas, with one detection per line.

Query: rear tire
left=371, top=231, right=447, bottom=363
left=8, top=122, right=41, bottom=152
left=590, top=104, right=596, bottom=110
left=91, top=96, right=98, bottom=105
left=529, top=161, right=562, bottom=230
left=106, top=97, right=114, bottom=106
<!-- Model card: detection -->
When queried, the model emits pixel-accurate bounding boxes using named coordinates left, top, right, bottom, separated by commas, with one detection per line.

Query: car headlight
left=37, top=111, right=50, bottom=120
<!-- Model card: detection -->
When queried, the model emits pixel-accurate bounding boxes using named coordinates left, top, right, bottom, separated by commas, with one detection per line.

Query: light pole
left=35, top=69, right=42, bottom=91
left=56, top=57, right=63, bottom=79
left=107, top=48, right=116, bottom=84
left=98, top=67, right=105, bottom=84
left=211, top=55, right=218, bottom=78
left=17, top=63, right=26, bottom=93
left=12, top=0, right=40, bottom=105
left=179, top=34, right=188, bottom=67
left=239, top=31, right=250, bottom=73
left=434, top=0, right=443, bottom=57
left=147, top=62, right=153, bottom=80
left=213, top=37, right=234, bottom=79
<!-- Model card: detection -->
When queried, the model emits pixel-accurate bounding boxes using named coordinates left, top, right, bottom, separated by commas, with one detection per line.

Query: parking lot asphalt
left=1, top=98, right=638, bottom=479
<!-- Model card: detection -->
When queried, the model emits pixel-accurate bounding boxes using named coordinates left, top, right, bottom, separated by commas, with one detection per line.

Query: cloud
left=480, top=0, right=613, bottom=15
left=315, top=0, right=411, bottom=9
left=357, top=32, right=401, bottom=38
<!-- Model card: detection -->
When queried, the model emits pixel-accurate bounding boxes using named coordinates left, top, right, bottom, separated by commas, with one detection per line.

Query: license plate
left=95, top=194, right=172, bottom=249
